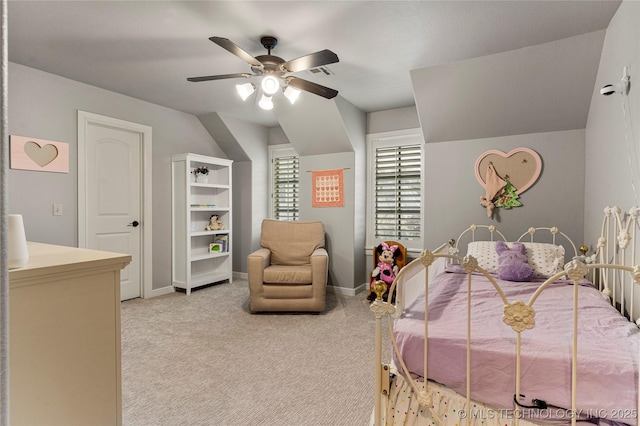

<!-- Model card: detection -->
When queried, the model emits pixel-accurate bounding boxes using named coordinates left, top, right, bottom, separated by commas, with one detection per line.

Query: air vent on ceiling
left=308, top=66, right=334, bottom=77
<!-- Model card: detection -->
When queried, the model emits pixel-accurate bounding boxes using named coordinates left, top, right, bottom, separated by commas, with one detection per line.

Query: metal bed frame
left=371, top=209, right=640, bottom=426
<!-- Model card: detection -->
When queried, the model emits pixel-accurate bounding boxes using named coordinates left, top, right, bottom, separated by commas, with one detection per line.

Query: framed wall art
left=311, top=168, right=344, bottom=208
left=10, top=135, right=69, bottom=173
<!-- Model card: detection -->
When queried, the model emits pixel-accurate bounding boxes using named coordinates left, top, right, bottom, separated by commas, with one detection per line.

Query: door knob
left=128, top=220, right=140, bottom=227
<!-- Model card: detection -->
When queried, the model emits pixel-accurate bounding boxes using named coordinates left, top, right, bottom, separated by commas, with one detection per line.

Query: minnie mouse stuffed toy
left=367, top=242, right=400, bottom=302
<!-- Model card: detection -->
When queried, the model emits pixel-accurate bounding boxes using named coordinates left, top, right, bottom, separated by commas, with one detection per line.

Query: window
left=367, top=131, right=422, bottom=247
left=269, top=145, right=299, bottom=220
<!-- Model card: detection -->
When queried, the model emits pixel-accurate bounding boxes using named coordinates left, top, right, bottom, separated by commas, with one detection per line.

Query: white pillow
left=521, top=242, right=565, bottom=279
left=466, top=241, right=500, bottom=273
left=466, top=241, right=565, bottom=279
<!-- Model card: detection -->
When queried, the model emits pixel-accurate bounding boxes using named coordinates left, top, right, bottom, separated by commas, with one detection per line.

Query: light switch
left=53, top=203, right=63, bottom=216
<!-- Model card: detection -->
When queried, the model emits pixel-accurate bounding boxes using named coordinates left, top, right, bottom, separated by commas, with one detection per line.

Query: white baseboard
left=353, top=282, right=369, bottom=295
left=328, top=282, right=368, bottom=296
left=233, top=271, right=248, bottom=280
left=145, top=285, right=175, bottom=298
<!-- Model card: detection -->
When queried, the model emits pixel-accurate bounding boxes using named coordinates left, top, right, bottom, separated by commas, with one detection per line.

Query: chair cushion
left=263, top=265, right=312, bottom=284
left=260, top=220, right=325, bottom=266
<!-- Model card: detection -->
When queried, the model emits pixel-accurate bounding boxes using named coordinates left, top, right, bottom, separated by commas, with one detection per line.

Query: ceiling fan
left=187, top=36, right=339, bottom=101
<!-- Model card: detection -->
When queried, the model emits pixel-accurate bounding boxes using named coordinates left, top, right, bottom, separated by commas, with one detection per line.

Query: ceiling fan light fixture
left=261, top=75, right=280, bottom=95
left=258, top=94, right=274, bottom=111
left=236, top=82, right=256, bottom=101
left=189, top=36, right=339, bottom=111
left=284, top=86, right=301, bottom=104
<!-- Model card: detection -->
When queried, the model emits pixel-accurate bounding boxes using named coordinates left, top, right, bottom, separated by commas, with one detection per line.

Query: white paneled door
left=78, top=112, right=152, bottom=301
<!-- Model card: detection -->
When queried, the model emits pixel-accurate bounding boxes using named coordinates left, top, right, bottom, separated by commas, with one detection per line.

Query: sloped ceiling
left=7, top=1, right=621, bottom=128
left=411, top=31, right=606, bottom=143
left=273, top=93, right=358, bottom=156
left=198, top=112, right=271, bottom=162
left=197, top=113, right=251, bottom=161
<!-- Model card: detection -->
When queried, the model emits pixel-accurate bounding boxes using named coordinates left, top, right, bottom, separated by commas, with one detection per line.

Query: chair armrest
left=248, top=247, right=271, bottom=269
left=311, top=248, right=328, bottom=287
left=311, top=248, right=328, bottom=259
left=248, top=248, right=271, bottom=294
left=248, top=247, right=271, bottom=262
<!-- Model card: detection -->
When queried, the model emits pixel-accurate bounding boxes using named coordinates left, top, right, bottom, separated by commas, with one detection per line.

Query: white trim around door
left=77, top=110, right=154, bottom=299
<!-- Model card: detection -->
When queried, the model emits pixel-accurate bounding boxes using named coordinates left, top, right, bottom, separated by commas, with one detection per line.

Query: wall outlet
left=53, top=203, right=62, bottom=216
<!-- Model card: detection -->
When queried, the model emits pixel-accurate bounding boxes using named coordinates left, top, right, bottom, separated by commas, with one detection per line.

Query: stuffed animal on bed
left=496, top=241, right=534, bottom=282
left=367, top=242, right=401, bottom=302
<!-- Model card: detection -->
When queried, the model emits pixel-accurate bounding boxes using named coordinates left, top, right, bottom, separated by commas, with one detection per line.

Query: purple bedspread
left=394, top=268, right=639, bottom=422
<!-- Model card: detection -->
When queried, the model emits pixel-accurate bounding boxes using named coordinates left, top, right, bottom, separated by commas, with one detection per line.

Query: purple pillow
left=496, top=241, right=534, bottom=282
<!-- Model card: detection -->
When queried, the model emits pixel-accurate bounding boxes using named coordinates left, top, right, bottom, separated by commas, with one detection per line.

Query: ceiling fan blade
left=287, top=77, right=338, bottom=99
left=281, top=49, right=339, bottom=73
left=209, top=37, right=264, bottom=70
left=187, top=73, right=253, bottom=82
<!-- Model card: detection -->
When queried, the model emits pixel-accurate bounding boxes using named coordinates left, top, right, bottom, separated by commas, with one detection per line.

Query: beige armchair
left=248, top=220, right=328, bottom=313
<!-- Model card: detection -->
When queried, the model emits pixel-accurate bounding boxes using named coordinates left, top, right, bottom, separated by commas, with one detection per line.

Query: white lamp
left=8, top=214, right=29, bottom=269
left=258, top=94, right=274, bottom=110
left=261, top=75, right=280, bottom=95
left=284, top=86, right=301, bottom=104
left=236, top=83, right=256, bottom=101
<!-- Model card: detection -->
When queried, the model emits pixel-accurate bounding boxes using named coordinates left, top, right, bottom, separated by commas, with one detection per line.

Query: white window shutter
left=272, top=154, right=299, bottom=221
left=374, top=144, right=421, bottom=240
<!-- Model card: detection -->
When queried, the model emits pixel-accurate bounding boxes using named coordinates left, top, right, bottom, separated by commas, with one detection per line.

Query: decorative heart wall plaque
left=475, top=148, right=542, bottom=195
left=9, top=135, right=70, bottom=173
left=24, top=141, right=59, bottom=167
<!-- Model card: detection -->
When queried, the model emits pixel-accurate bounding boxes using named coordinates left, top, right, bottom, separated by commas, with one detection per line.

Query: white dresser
left=9, top=242, right=131, bottom=426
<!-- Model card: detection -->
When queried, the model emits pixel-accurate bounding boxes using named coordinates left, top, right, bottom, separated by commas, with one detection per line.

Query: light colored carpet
left=121, top=280, right=387, bottom=426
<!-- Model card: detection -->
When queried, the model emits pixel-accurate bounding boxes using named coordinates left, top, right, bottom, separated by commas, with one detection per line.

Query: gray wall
left=218, top=116, right=269, bottom=274
left=11, top=0, right=635, bottom=295
left=335, top=97, right=367, bottom=288
left=584, top=0, right=640, bottom=247
left=424, top=130, right=586, bottom=248
left=299, top=152, right=356, bottom=289
left=268, top=127, right=290, bottom=146
left=232, top=160, right=261, bottom=274
left=367, top=106, right=420, bottom=134
left=8, top=62, right=225, bottom=291
left=364, top=109, right=586, bottom=284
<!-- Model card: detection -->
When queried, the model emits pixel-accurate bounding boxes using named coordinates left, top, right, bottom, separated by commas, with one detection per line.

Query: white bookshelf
left=171, top=153, right=233, bottom=294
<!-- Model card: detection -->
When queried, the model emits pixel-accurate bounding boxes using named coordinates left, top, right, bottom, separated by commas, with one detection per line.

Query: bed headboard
left=453, top=224, right=507, bottom=254
left=452, top=224, right=579, bottom=259
left=395, top=224, right=578, bottom=317
left=390, top=214, right=640, bottom=324
left=516, top=226, right=579, bottom=257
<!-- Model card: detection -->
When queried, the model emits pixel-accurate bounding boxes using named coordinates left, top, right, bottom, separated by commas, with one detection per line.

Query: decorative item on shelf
left=205, top=214, right=224, bottom=231
left=209, top=243, right=223, bottom=253
left=193, top=166, right=209, bottom=183
left=214, top=235, right=229, bottom=252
